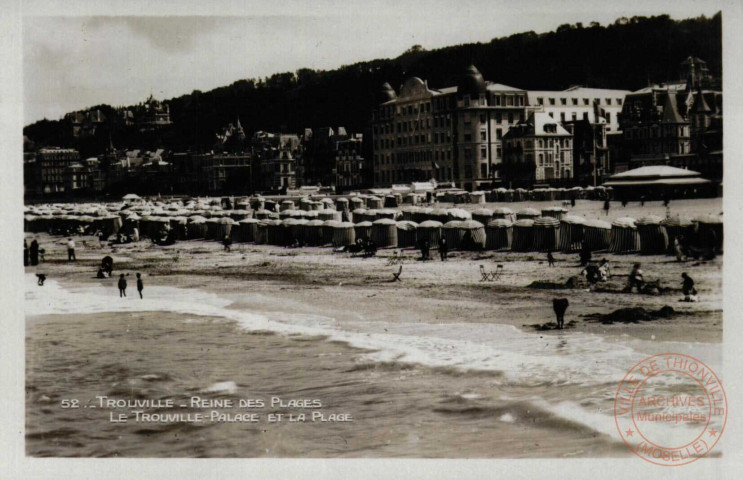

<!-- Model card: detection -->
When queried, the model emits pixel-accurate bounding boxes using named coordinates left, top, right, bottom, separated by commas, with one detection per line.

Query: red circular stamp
left=614, top=353, right=726, bottom=466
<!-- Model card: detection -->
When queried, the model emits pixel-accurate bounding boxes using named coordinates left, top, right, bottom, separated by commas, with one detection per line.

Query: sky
left=22, top=0, right=724, bottom=125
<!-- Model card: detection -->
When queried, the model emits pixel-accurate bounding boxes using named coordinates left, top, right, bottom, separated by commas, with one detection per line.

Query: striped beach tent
left=249, top=196, right=266, bottom=210
left=541, top=206, right=567, bottom=221
left=558, top=215, right=586, bottom=252
left=443, top=221, right=465, bottom=249
left=692, top=214, right=723, bottom=253
left=298, top=197, right=313, bottom=211
left=485, top=219, right=513, bottom=251
left=332, top=222, right=356, bottom=247
left=302, top=220, right=325, bottom=246
left=352, top=208, right=368, bottom=223
left=661, top=216, right=693, bottom=255
left=254, top=220, right=270, bottom=244
left=412, top=207, right=433, bottom=224
left=447, top=208, right=472, bottom=221
left=384, top=195, right=398, bottom=208
left=288, top=218, right=308, bottom=244
left=371, top=218, right=398, bottom=247
left=253, top=209, right=273, bottom=220
left=168, top=216, right=188, bottom=240
left=492, top=207, right=516, bottom=223
left=636, top=215, right=668, bottom=254
left=321, top=198, right=335, bottom=210
left=318, top=209, right=342, bottom=222
left=354, top=221, right=373, bottom=242
left=234, top=218, right=259, bottom=242
left=427, top=208, right=450, bottom=224
left=399, top=206, right=421, bottom=221
left=376, top=208, right=400, bottom=221
left=532, top=216, right=560, bottom=252
left=512, top=219, right=535, bottom=251
left=516, top=208, right=540, bottom=221
left=582, top=219, right=612, bottom=251
left=186, top=217, right=208, bottom=239
left=322, top=220, right=341, bottom=246
left=609, top=217, right=640, bottom=253
left=469, top=191, right=486, bottom=204
left=280, top=200, right=295, bottom=212
left=471, top=208, right=494, bottom=226
left=417, top=220, right=443, bottom=248
left=366, top=196, right=384, bottom=209
left=264, top=199, right=278, bottom=212
left=349, top=197, right=365, bottom=211
left=396, top=221, right=418, bottom=248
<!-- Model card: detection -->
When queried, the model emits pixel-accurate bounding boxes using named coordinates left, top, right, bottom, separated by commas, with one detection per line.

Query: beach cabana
left=376, top=208, right=400, bottom=221
left=302, top=220, right=325, bottom=246
left=234, top=218, right=259, bottom=243
left=384, top=195, right=398, bottom=208
left=318, top=209, right=342, bottom=222
left=492, top=207, right=516, bottom=223
left=332, top=222, right=356, bottom=247
left=349, top=197, right=365, bottom=211
left=541, top=206, right=567, bottom=221
left=516, top=208, right=540, bottom=221
left=322, top=220, right=341, bottom=246
left=636, top=215, right=668, bottom=254
left=352, top=208, right=368, bottom=223
left=512, top=219, right=535, bottom=252
left=354, top=221, right=373, bottom=242
left=417, top=220, right=443, bottom=248
left=399, top=206, right=421, bottom=222
left=250, top=196, right=266, bottom=210
left=469, top=191, right=486, bottom=204
left=558, top=215, right=586, bottom=252
left=608, top=217, right=640, bottom=253
left=532, top=217, right=560, bottom=252
left=335, top=198, right=349, bottom=213
left=661, top=217, right=693, bottom=255
left=485, top=219, right=513, bottom=251
left=471, top=208, right=494, bottom=226
left=371, top=218, right=398, bottom=247
left=447, top=208, right=472, bottom=221
left=186, top=217, right=207, bottom=239
left=280, top=200, right=295, bottom=212
left=254, top=220, right=270, bottom=244
left=692, top=214, right=723, bottom=253
left=366, top=196, right=384, bottom=209
left=582, top=219, right=612, bottom=251
left=396, top=221, right=418, bottom=248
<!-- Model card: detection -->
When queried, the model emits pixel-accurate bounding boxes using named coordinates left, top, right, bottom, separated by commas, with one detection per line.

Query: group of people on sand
left=116, top=272, right=144, bottom=299
left=418, top=237, right=448, bottom=261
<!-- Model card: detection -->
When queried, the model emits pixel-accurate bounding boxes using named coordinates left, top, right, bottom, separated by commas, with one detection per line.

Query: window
left=605, top=113, right=611, bottom=123
left=560, top=98, right=567, bottom=105
left=464, top=133, right=472, bottom=142
left=583, top=112, right=588, bottom=121
left=464, top=148, right=472, bottom=160
left=617, top=98, right=623, bottom=105
left=560, top=113, right=565, bottom=122
left=480, top=163, right=487, bottom=177
left=464, top=96, right=470, bottom=107
left=606, top=98, right=612, bottom=105
left=572, top=98, right=578, bottom=105
left=480, top=147, right=487, bottom=159
left=480, top=130, right=487, bottom=141
left=538, top=153, right=544, bottom=165
left=496, top=129, right=502, bottom=140
left=479, top=114, right=486, bottom=123
left=508, top=113, right=514, bottom=123
left=572, top=113, right=577, bottom=121
left=495, top=113, right=502, bottom=123
left=549, top=98, right=556, bottom=106
left=537, top=97, right=544, bottom=105
left=583, top=98, right=589, bottom=106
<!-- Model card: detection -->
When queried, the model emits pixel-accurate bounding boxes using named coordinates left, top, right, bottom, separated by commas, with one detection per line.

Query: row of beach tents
left=24, top=200, right=722, bottom=255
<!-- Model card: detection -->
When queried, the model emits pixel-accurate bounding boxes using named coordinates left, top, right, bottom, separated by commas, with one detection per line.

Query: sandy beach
left=25, top=198, right=723, bottom=457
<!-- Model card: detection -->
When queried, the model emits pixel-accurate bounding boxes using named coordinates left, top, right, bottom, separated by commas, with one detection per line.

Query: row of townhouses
left=24, top=56, right=721, bottom=197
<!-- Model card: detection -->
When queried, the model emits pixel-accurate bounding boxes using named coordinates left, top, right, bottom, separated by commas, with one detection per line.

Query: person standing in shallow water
left=118, top=273, right=127, bottom=297
left=136, top=273, right=144, bottom=299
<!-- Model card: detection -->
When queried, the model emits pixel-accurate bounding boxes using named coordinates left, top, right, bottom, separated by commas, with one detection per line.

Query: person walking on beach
left=136, top=273, right=144, bottom=299
left=30, top=238, right=39, bottom=266
left=67, top=238, right=76, bottom=261
left=547, top=250, right=555, bottom=267
left=439, top=237, right=448, bottom=261
left=36, top=273, right=46, bottom=286
left=552, top=298, right=569, bottom=329
left=24, top=239, right=29, bottom=267
left=674, top=235, right=686, bottom=261
left=603, top=199, right=610, bottom=216
left=118, top=273, right=127, bottom=297
left=223, top=235, right=232, bottom=252
left=627, top=263, right=644, bottom=293
left=681, top=272, right=697, bottom=302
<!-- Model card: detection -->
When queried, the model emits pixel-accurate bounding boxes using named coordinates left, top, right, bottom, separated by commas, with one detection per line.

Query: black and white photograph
left=2, top=0, right=741, bottom=478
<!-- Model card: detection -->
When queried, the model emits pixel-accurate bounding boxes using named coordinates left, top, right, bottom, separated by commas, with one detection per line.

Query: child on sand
left=136, top=273, right=144, bottom=299
left=118, top=273, right=127, bottom=297
left=547, top=250, right=555, bottom=267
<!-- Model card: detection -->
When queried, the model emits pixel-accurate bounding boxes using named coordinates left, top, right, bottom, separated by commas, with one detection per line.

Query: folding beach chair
left=493, top=264, right=503, bottom=281
left=392, top=265, right=403, bottom=282
left=480, top=265, right=497, bottom=282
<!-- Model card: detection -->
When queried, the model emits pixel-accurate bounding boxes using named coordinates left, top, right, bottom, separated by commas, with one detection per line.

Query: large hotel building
left=371, top=65, right=629, bottom=190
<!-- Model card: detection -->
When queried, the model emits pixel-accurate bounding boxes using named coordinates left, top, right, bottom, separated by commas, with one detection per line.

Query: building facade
left=502, top=112, right=573, bottom=186
left=372, top=65, right=530, bottom=191
left=34, top=147, right=80, bottom=195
